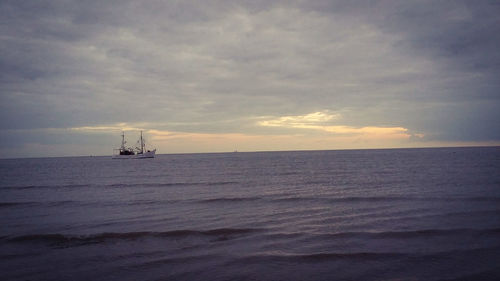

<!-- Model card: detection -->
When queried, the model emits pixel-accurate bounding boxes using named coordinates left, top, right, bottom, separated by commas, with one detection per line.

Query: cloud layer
left=1, top=0, right=499, bottom=157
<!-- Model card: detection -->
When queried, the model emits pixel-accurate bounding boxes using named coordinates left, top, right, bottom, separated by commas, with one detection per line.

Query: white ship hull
left=112, top=149, right=156, bottom=159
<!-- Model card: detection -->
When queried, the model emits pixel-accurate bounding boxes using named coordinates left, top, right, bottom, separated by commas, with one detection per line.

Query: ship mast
left=140, top=131, right=144, bottom=154
left=120, top=131, right=127, bottom=150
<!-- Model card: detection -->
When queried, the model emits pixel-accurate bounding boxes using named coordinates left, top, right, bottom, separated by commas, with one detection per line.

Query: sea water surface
left=1, top=147, right=499, bottom=280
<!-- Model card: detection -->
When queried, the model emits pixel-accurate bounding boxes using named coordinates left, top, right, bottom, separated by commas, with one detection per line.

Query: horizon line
left=1, top=144, right=499, bottom=160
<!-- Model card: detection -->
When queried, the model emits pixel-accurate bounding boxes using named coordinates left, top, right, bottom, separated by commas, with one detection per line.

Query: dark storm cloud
left=0, top=0, right=499, bottom=156
left=375, top=1, right=500, bottom=98
left=304, top=0, right=500, bottom=92
left=298, top=0, right=500, bottom=140
left=377, top=1, right=500, bottom=140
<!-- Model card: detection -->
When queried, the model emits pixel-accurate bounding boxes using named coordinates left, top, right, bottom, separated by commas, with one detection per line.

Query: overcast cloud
left=1, top=0, right=499, bottom=157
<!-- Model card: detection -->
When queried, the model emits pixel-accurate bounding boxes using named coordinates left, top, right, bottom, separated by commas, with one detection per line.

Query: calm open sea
left=1, top=147, right=499, bottom=281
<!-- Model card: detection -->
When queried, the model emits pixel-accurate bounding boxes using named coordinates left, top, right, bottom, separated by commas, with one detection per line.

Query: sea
left=1, top=147, right=499, bottom=281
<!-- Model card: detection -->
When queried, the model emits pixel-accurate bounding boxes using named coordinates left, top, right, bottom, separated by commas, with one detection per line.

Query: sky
left=1, top=0, right=499, bottom=158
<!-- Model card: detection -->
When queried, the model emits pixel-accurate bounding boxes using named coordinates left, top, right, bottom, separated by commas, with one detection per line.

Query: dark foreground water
left=1, top=147, right=499, bottom=281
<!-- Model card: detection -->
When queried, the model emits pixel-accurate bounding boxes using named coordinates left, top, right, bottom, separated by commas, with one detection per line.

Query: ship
left=112, top=131, right=156, bottom=159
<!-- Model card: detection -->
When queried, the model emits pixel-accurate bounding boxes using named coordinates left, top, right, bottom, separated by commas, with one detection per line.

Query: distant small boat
left=113, top=131, right=156, bottom=159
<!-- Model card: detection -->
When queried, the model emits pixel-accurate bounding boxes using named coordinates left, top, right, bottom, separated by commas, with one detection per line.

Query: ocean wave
left=407, top=246, right=500, bottom=262
left=125, top=199, right=180, bottom=206
left=273, top=196, right=500, bottom=203
left=261, top=227, right=500, bottom=241
left=272, top=196, right=413, bottom=203
left=2, top=181, right=240, bottom=190
left=380, top=209, right=500, bottom=223
left=466, top=196, right=500, bottom=202
left=197, top=196, right=262, bottom=203
left=277, top=171, right=299, bottom=176
left=5, top=228, right=263, bottom=246
left=2, top=184, right=90, bottom=190
left=46, top=200, right=81, bottom=207
left=232, top=246, right=500, bottom=265
left=0, top=200, right=80, bottom=208
left=323, top=227, right=500, bottom=240
left=0, top=202, right=38, bottom=208
left=135, top=254, right=218, bottom=268
left=107, top=181, right=239, bottom=188
left=234, top=252, right=405, bottom=264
